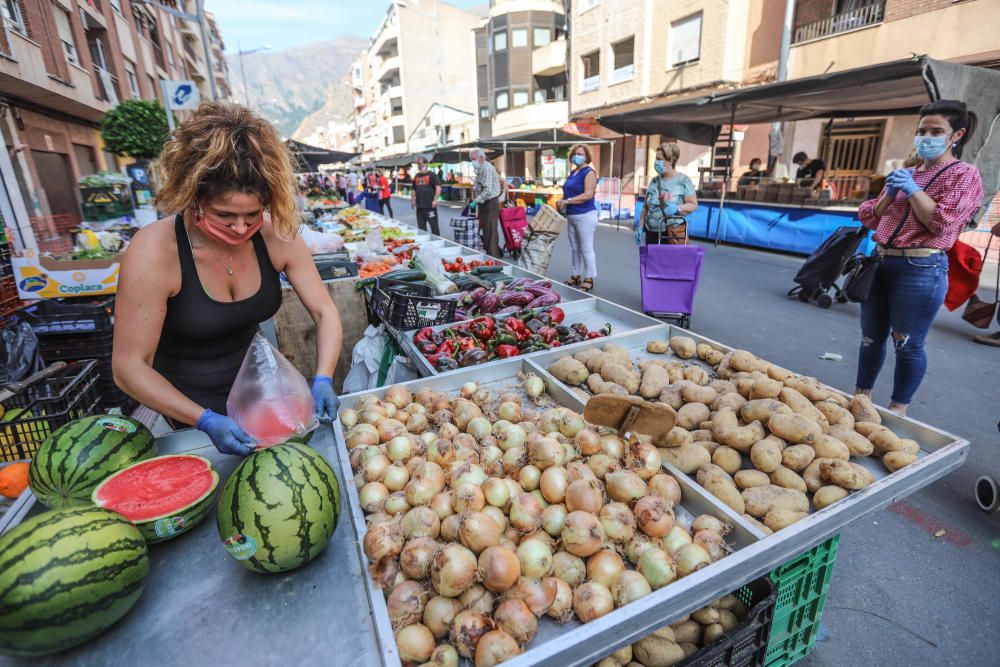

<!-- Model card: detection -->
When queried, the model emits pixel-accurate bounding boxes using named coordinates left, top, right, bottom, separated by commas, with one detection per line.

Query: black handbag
left=842, top=161, right=959, bottom=302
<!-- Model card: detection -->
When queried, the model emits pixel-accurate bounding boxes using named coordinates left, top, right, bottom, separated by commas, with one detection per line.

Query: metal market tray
left=338, top=327, right=968, bottom=666
left=0, top=427, right=384, bottom=667
left=402, top=297, right=664, bottom=377
left=335, top=357, right=763, bottom=667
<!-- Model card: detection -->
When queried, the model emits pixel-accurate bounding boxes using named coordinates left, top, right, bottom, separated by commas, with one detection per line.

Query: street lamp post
left=237, top=43, right=271, bottom=109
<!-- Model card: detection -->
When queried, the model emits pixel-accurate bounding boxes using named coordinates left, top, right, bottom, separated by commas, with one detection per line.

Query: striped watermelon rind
left=216, top=442, right=341, bottom=574
left=91, top=455, right=220, bottom=544
left=28, top=415, right=157, bottom=509
left=0, top=507, right=149, bottom=657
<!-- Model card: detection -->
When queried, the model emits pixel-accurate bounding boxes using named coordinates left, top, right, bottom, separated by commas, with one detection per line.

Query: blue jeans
left=855, top=254, right=948, bottom=405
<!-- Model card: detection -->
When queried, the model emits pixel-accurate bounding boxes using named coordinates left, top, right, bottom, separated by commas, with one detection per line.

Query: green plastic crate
left=764, top=535, right=840, bottom=666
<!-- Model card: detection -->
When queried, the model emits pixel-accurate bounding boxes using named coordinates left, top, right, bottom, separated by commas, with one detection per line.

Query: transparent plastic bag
left=226, top=333, right=317, bottom=448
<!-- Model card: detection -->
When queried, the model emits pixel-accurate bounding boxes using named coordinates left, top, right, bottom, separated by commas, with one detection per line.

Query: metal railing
left=793, top=1, right=884, bottom=43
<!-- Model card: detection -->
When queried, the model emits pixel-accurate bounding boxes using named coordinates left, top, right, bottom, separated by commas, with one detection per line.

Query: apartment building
left=0, top=0, right=226, bottom=251
left=205, top=11, right=230, bottom=100
left=569, top=0, right=771, bottom=204
left=352, top=0, right=480, bottom=161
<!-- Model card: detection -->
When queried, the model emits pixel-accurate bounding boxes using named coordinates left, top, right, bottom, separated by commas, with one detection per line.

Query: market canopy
left=286, top=139, right=357, bottom=171
left=476, top=128, right=611, bottom=149
left=599, top=56, right=1000, bottom=220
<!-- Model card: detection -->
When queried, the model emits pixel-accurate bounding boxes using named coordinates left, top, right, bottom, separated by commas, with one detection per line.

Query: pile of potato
left=593, top=592, right=752, bottom=667
left=548, top=337, right=920, bottom=533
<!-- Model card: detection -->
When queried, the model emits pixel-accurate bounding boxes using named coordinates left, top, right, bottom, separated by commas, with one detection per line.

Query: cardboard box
left=12, top=250, right=123, bottom=299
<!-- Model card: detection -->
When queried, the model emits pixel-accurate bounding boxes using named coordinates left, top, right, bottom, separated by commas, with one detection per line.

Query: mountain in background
left=225, top=35, right=366, bottom=139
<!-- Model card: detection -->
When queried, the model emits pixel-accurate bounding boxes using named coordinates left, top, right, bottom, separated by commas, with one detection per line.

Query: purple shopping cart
left=639, top=244, right=705, bottom=329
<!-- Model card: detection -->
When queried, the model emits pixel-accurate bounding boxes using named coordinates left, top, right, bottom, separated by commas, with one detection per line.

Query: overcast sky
left=209, top=0, right=486, bottom=53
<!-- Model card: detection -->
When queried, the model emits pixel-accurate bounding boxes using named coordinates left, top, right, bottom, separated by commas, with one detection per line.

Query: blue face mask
left=572, top=155, right=586, bottom=166
left=654, top=160, right=667, bottom=175
left=913, top=135, right=949, bottom=160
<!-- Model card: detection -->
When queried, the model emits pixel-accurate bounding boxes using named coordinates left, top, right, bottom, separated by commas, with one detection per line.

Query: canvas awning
left=599, top=56, right=1000, bottom=221
left=286, top=139, right=357, bottom=171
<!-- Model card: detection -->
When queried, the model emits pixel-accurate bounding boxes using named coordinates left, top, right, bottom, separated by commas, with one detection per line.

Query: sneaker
left=972, top=331, right=1000, bottom=347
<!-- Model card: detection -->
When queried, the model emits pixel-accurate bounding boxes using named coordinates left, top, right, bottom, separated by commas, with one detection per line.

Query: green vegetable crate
left=764, top=535, right=840, bottom=666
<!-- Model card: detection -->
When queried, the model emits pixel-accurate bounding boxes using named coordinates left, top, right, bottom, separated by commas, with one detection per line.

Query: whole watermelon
left=0, top=507, right=149, bottom=657
left=29, top=415, right=156, bottom=509
left=217, top=442, right=341, bottom=573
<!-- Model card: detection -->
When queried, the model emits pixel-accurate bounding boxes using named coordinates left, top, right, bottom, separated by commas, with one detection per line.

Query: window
left=511, top=28, right=527, bottom=48
left=109, top=0, right=122, bottom=13
left=166, top=43, right=175, bottom=69
left=533, top=28, right=551, bottom=46
left=493, top=31, right=507, bottom=52
left=390, top=98, right=403, bottom=116
left=125, top=64, right=140, bottom=98
left=2, top=0, right=25, bottom=33
left=495, top=91, right=508, bottom=110
left=480, top=106, right=490, bottom=119
left=577, top=0, right=599, bottom=13
left=392, top=126, right=405, bottom=144
left=534, top=89, right=546, bottom=104
left=513, top=91, right=528, bottom=107
left=669, top=13, right=702, bottom=67
left=52, top=5, right=79, bottom=65
left=581, top=50, right=600, bottom=92
left=611, top=36, right=634, bottom=84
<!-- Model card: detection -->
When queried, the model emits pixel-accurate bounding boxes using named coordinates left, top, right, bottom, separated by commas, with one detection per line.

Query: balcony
left=609, top=64, right=634, bottom=85
left=580, top=75, right=599, bottom=93
left=793, top=1, right=884, bottom=43
left=532, top=39, right=567, bottom=77
left=493, top=100, right=568, bottom=137
left=377, top=55, right=400, bottom=83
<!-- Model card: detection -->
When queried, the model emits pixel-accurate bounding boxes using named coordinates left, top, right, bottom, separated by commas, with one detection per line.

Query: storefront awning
left=286, top=139, right=357, bottom=172
left=599, top=56, right=1000, bottom=220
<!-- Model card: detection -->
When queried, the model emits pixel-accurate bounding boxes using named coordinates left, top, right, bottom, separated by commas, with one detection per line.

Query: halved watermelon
left=91, top=455, right=219, bottom=544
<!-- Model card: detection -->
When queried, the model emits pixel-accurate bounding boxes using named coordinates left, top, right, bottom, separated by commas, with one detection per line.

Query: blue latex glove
left=468, top=200, right=478, bottom=211
left=661, top=200, right=680, bottom=216
left=887, top=169, right=920, bottom=197
left=883, top=179, right=900, bottom=199
left=633, top=220, right=644, bottom=247
left=196, top=409, right=255, bottom=456
left=311, top=375, right=340, bottom=422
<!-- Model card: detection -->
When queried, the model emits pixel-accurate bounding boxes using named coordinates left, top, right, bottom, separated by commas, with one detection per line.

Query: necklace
left=187, top=223, right=235, bottom=275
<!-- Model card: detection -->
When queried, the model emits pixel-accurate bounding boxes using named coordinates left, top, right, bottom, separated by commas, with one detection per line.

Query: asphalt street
left=393, top=197, right=1000, bottom=667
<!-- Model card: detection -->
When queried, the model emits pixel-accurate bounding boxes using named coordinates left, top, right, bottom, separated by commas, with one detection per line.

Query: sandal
left=565, top=275, right=581, bottom=287
left=579, top=278, right=594, bottom=293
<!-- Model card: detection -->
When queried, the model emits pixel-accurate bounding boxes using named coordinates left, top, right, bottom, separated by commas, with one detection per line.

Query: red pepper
left=426, top=339, right=456, bottom=365
left=547, top=306, right=565, bottom=324
left=538, top=326, right=558, bottom=344
left=551, top=341, right=562, bottom=347
left=471, top=317, right=495, bottom=342
left=457, top=336, right=479, bottom=352
left=496, top=344, right=520, bottom=358
left=586, top=331, right=604, bottom=339
left=414, top=327, right=435, bottom=344
left=505, top=318, right=526, bottom=334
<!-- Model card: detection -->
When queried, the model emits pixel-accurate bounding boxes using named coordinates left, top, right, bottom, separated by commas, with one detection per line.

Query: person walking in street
left=636, top=141, right=698, bottom=245
left=557, top=144, right=599, bottom=292
left=378, top=168, right=394, bottom=218
left=335, top=172, right=348, bottom=201
left=411, top=156, right=441, bottom=235
left=347, top=170, right=359, bottom=204
left=854, top=100, right=984, bottom=415
left=469, top=147, right=502, bottom=257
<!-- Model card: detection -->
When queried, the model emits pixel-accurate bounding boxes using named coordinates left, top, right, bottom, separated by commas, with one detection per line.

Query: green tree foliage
left=100, top=100, right=171, bottom=159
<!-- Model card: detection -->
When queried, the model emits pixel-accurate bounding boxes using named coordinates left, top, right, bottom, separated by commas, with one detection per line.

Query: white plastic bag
left=342, top=325, right=386, bottom=393
left=227, top=333, right=317, bottom=448
left=299, top=225, right=345, bottom=254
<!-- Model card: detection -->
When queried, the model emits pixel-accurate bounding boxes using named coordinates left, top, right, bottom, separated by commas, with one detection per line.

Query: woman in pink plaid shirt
left=854, top=100, right=983, bottom=415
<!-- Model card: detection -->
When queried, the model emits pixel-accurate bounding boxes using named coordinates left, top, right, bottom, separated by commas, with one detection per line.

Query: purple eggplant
left=477, top=293, right=502, bottom=314
left=464, top=287, right=487, bottom=306
left=454, top=309, right=469, bottom=320
left=526, top=292, right=560, bottom=309
left=494, top=306, right=520, bottom=318
left=500, top=291, right=534, bottom=307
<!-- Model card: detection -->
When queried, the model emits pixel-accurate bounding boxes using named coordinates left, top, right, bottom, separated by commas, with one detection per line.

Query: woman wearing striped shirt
left=854, top=100, right=983, bottom=415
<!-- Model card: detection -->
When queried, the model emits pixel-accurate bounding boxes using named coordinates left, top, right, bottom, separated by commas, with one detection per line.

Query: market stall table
left=687, top=198, right=877, bottom=256
left=0, top=426, right=383, bottom=667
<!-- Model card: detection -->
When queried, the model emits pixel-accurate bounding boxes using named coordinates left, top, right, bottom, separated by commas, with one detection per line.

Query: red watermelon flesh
left=238, top=396, right=314, bottom=448
left=93, top=455, right=216, bottom=522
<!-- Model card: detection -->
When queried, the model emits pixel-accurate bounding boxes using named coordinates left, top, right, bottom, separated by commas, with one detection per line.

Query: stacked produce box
left=0, top=225, right=19, bottom=319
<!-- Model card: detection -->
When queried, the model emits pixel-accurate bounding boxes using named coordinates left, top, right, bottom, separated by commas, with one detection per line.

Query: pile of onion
left=344, top=381, right=735, bottom=666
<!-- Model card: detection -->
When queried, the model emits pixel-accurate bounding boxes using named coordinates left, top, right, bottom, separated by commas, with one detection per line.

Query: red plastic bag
left=227, top=333, right=316, bottom=448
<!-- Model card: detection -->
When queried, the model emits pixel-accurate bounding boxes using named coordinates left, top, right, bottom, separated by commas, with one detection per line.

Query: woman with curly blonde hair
left=112, top=102, right=343, bottom=455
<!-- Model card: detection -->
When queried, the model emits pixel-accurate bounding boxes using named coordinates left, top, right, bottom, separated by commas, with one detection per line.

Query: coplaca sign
left=164, top=80, right=200, bottom=110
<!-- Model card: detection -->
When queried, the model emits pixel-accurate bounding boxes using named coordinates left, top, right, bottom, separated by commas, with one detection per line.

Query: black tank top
left=153, top=215, right=282, bottom=420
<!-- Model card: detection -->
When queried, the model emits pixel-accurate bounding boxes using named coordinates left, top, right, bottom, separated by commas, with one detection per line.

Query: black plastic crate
left=0, top=359, right=101, bottom=461
left=365, top=276, right=458, bottom=330
left=39, top=330, right=114, bottom=361
left=679, top=576, right=777, bottom=667
left=19, top=296, right=115, bottom=334
left=315, top=257, right=358, bottom=280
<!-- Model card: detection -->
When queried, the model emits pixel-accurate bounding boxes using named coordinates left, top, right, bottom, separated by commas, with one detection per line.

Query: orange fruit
left=0, top=461, right=30, bottom=498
